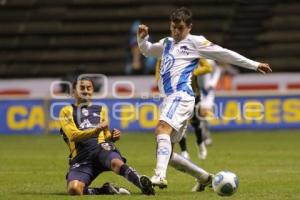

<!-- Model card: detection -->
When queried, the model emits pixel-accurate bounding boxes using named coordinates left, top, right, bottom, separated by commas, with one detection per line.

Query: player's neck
left=75, top=99, right=92, bottom=106
left=173, top=34, right=189, bottom=43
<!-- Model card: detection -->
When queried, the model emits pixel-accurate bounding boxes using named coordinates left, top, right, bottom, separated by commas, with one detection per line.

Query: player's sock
left=195, top=127, right=203, bottom=146
left=169, top=152, right=209, bottom=183
left=155, top=134, right=172, bottom=178
left=179, top=137, right=187, bottom=151
left=195, top=121, right=204, bottom=145
left=119, top=164, right=142, bottom=189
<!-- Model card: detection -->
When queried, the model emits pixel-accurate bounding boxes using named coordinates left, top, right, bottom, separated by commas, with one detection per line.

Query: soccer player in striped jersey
left=59, top=77, right=155, bottom=195
left=137, top=7, right=272, bottom=190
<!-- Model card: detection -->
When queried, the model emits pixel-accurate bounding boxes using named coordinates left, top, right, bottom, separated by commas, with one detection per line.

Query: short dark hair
left=72, top=76, right=94, bottom=89
left=170, top=7, right=192, bottom=26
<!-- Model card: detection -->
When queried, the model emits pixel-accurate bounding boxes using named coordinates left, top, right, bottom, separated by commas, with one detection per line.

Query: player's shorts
left=200, top=88, right=215, bottom=109
left=66, top=142, right=126, bottom=186
left=159, top=91, right=195, bottom=143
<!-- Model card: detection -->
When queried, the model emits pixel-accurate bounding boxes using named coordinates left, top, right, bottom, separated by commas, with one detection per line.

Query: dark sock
left=195, top=127, right=203, bottom=145
left=179, top=137, right=187, bottom=151
left=119, top=164, right=142, bottom=189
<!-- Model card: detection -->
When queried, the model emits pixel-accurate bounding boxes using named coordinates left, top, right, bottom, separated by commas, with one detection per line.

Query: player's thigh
left=96, top=142, right=126, bottom=171
left=155, top=120, right=173, bottom=135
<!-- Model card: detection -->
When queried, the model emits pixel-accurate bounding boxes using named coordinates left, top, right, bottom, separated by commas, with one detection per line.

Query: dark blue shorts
left=66, top=142, right=126, bottom=186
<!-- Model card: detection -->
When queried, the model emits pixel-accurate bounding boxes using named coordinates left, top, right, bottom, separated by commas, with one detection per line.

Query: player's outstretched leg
left=119, top=164, right=155, bottom=195
left=168, top=152, right=213, bottom=192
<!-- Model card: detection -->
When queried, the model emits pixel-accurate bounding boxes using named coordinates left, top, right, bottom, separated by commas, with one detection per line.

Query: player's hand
left=111, top=128, right=121, bottom=142
left=138, top=24, right=149, bottom=39
left=257, top=63, right=272, bottom=74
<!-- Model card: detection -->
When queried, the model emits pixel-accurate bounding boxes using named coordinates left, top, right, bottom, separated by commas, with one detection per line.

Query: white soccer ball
left=212, top=171, right=239, bottom=196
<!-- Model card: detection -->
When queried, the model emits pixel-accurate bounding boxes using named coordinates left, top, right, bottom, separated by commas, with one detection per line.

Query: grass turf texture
left=0, top=130, right=299, bottom=200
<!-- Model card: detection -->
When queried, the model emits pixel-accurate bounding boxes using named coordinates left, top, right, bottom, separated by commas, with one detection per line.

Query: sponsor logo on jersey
left=93, top=113, right=101, bottom=117
left=178, top=45, right=190, bottom=55
left=81, top=108, right=89, bottom=116
left=79, top=119, right=93, bottom=129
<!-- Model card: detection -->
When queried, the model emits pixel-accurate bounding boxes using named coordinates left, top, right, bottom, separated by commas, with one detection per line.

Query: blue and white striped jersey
left=138, top=34, right=259, bottom=96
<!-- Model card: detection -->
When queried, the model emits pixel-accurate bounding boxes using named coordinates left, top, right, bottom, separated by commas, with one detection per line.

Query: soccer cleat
left=192, top=174, right=214, bottom=192
left=180, top=150, right=190, bottom=160
left=139, top=175, right=155, bottom=195
left=150, top=174, right=168, bottom=189
left=198, top=142, right=207, bottom=160
left=102, top=182, right=131, bottom=195
left=204, top=137, right=213, bottom=146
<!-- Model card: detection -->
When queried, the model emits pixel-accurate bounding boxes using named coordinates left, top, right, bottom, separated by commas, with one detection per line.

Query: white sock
left=155, top=134, right=172, bottom=179
left=169, top=152, right=209, bottom=182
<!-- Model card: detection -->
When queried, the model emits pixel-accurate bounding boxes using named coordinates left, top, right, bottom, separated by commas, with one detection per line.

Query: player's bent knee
left=67, top=180, right=85, bottom=195
left=155, top=121, right=173, bottom=135
left=111, top=158, right=124, bottom=174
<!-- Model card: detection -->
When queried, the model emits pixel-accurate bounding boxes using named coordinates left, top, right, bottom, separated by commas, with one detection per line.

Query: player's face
left=170, top=21, right=191, bottom=43
left=74, top=80, right=94, bottom=103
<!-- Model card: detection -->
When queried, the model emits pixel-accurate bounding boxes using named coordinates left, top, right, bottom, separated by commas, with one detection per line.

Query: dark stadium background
left=0, top=1, right=299, bottom=200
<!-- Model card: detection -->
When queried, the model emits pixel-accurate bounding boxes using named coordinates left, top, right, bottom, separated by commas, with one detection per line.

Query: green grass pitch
left=0, top=130, right=300, bottom=200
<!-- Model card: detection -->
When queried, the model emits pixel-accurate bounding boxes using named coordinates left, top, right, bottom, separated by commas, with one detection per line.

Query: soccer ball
left=212, top=171, right=239, bottom=196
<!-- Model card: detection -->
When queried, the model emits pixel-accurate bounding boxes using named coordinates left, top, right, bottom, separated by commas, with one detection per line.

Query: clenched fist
left=138, top=24, right=149, bottom=39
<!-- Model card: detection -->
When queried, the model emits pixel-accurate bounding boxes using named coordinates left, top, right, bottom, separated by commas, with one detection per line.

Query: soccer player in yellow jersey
left=59, top=77, right=154, bottom=195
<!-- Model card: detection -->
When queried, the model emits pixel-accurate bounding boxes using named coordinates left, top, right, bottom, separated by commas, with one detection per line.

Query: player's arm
left=137, top=24, right=163, bottom=58
left=98, top=107, right=121, bottom=143
left=59, top=106, right=107, bottom=142
left=195, top=37, right=272, bottom=74
left=193, top=59, right=213, bottom=76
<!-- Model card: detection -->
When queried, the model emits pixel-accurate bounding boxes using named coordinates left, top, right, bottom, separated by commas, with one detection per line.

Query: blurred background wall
left=0, top=0, right=299, bottom=77
left=0, top=0, right=299, bottom=134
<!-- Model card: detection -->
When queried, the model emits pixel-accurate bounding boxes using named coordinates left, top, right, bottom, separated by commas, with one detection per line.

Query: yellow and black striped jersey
left=59, top=104, right=111, bottom=165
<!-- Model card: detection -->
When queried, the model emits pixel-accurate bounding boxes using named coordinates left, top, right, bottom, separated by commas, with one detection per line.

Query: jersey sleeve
left=155, top=59, right=161, bottom=82
left=137, top=35, right=164, bottom=58
left=193, top=59, right=213, bottom=76
left=193, top=36, right=259, bottom=71
left=59, top=106, right=97, bottom=142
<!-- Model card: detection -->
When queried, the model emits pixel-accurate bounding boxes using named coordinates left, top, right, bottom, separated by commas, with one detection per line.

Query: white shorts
left=159, top=91, right=195, bottom=143
left=200, top=89, right=215, bottom=110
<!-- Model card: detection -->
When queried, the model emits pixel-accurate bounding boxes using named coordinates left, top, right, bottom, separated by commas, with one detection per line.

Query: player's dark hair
left=170, top=7, right=192, bottom=26
left=72, top=76, right=94, bottom=89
